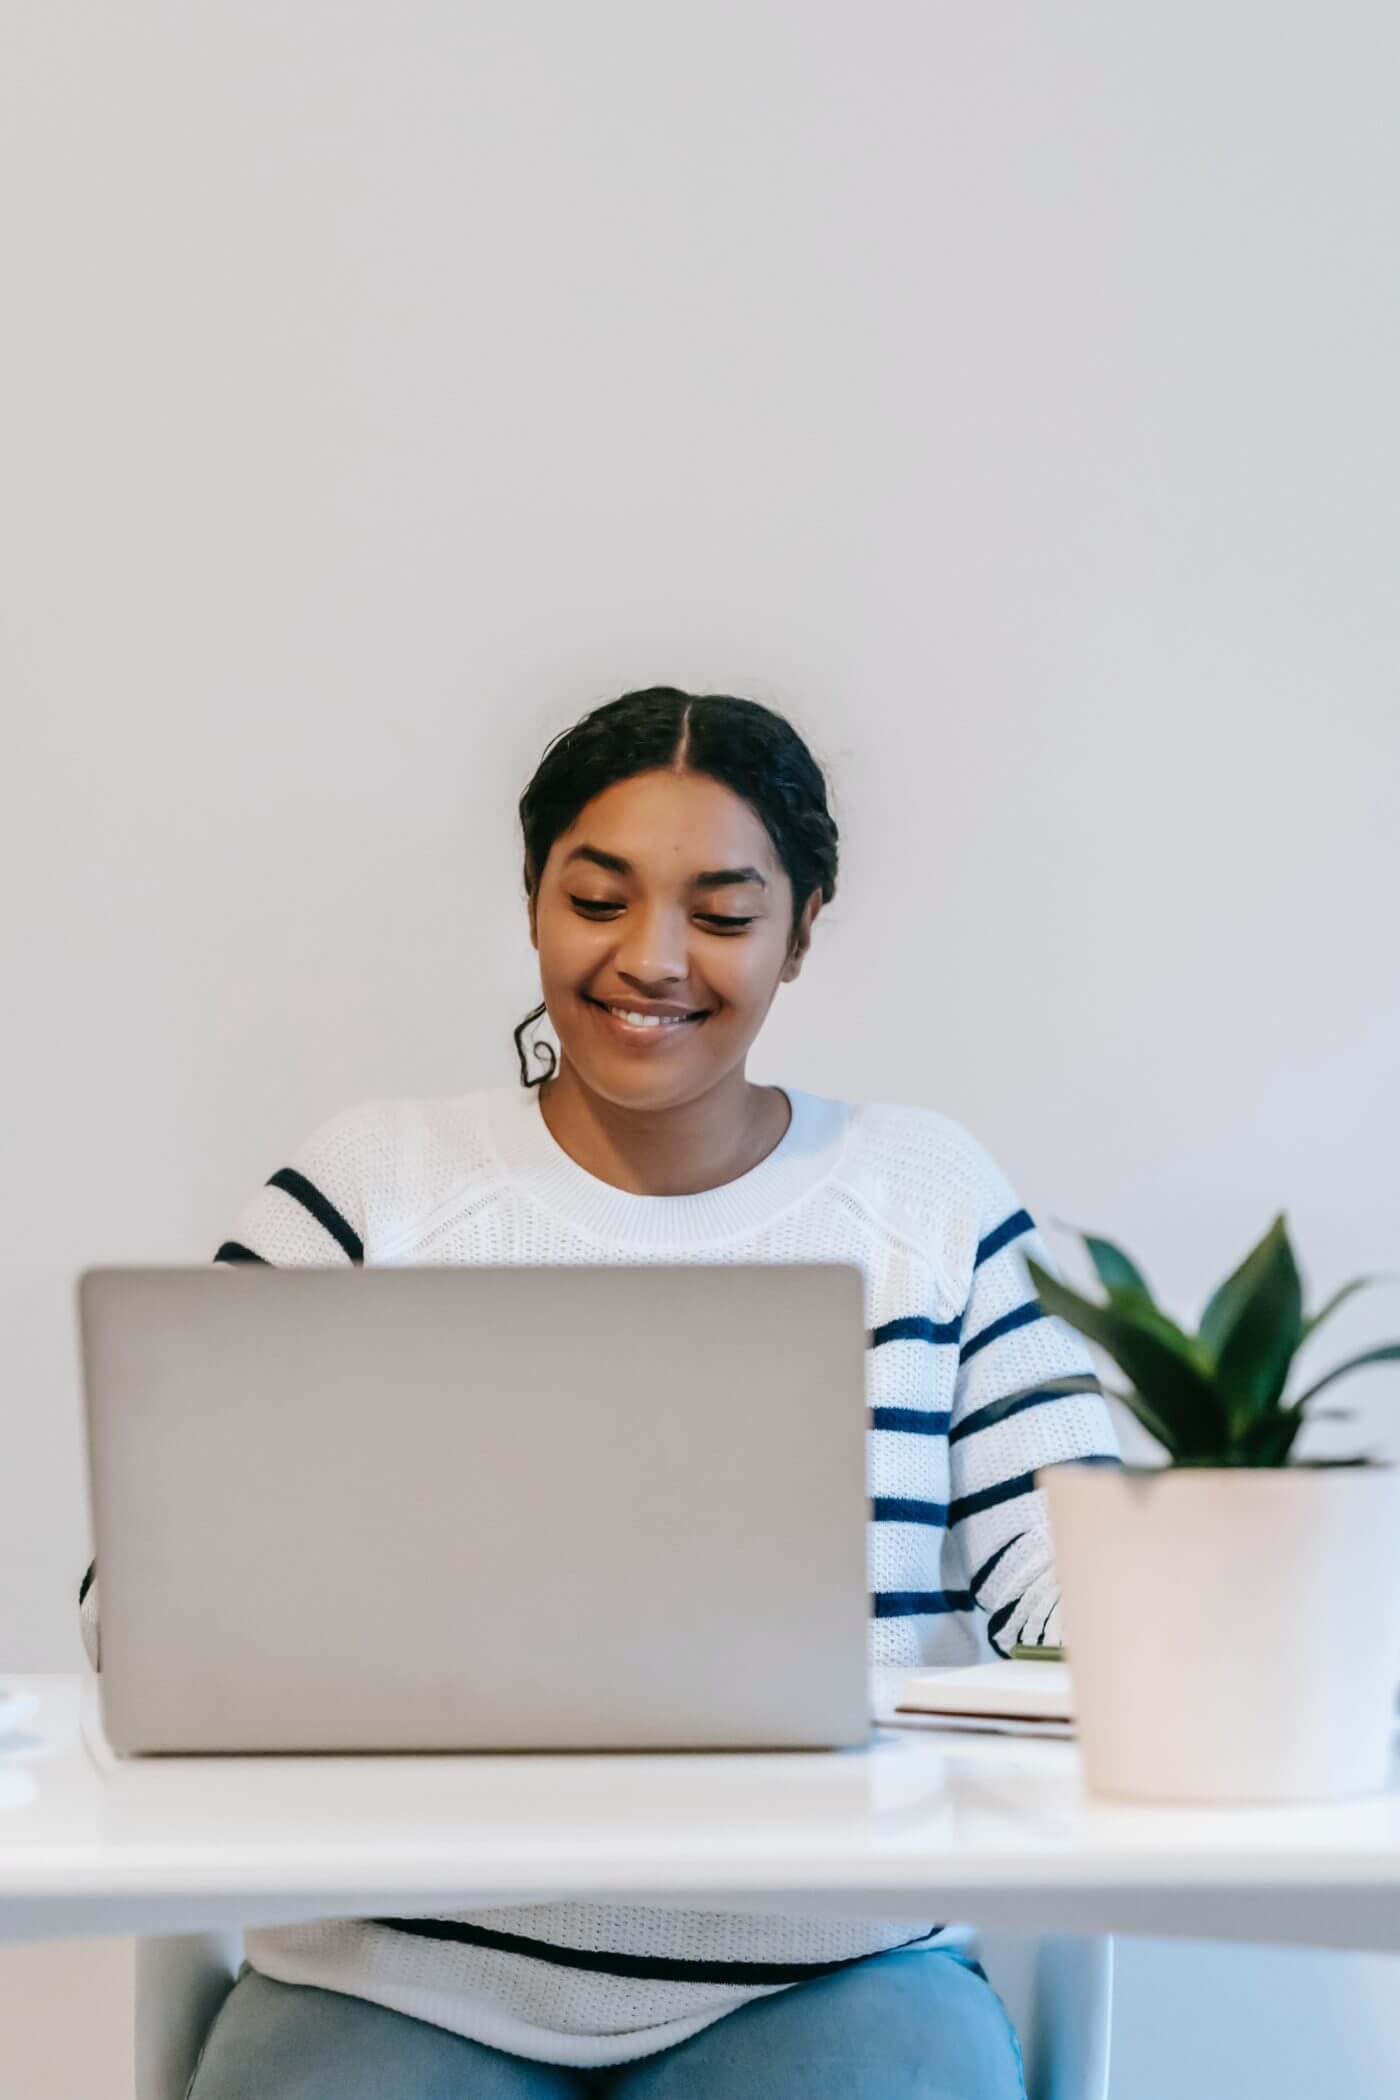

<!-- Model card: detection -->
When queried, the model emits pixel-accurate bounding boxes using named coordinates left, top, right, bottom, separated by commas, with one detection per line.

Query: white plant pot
left=1041, top=1462, right=1400, bottom=1804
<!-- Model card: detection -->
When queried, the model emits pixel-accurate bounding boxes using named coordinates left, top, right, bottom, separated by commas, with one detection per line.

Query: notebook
left=881, top=1660, right=1075, bottom=1738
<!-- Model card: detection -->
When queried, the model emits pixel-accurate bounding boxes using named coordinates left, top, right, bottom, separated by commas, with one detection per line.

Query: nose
left=610, top=899, right=692, bottom=988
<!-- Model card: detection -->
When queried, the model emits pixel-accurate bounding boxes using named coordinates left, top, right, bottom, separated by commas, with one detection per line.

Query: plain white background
left=3, top=3, right=1398, bottom=2092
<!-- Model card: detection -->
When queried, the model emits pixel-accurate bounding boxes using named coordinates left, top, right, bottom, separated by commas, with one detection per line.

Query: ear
left=779, top=890, right=823, bottom=983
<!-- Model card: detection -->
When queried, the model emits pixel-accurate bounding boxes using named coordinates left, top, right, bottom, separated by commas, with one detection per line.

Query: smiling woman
left=512, top=686, right=839, bottom=1198
left=81, top=684, right=1117, bottom=2096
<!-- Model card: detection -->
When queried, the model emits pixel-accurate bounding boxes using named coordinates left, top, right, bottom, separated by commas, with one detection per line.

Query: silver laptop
left=76, top=1262, right=874, bottom=1756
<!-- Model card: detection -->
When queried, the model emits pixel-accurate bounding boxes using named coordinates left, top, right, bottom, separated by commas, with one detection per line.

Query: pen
left=1010, top=1643, right=1066, bottom=1662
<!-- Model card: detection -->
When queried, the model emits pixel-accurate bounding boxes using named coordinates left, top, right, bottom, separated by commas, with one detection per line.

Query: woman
left=80, top=686, right=1119, bottom=2097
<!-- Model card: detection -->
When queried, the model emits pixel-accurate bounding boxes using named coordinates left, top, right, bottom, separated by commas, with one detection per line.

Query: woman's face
left=528, top=768, right=821, bottom=1108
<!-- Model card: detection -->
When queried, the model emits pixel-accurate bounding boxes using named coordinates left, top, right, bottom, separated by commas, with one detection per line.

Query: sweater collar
left=483, top=1081, right=853, bottom=1251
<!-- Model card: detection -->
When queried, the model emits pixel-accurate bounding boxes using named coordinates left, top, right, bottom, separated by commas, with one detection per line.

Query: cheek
left=536, top=915, right=601, bottom=978
left=707, top=942, right=787, bottom=1008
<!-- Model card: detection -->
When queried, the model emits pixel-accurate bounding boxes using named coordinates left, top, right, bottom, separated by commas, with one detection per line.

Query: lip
left=583, top=995, right=710, bottom=1044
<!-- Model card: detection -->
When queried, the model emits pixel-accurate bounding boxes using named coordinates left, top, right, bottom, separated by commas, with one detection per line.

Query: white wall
left=4, top=3, right=1398, bottom=2093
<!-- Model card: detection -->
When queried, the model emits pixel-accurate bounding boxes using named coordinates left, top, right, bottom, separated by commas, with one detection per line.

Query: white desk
left=2, top=1670, right=1399, bottom=1953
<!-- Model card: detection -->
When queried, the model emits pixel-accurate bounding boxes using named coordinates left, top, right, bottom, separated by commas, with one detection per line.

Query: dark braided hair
left=513, top=686, right=840, bottom=1088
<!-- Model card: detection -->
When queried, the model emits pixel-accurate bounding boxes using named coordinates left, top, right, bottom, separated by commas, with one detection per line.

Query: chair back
left=134, top=1931, right=243, bottom=2100
left=975, top=1929, right=1114, bottom=2100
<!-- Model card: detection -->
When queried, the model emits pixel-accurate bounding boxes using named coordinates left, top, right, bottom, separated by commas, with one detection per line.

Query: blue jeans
left=186, top=1947, right=1027, bottom=2098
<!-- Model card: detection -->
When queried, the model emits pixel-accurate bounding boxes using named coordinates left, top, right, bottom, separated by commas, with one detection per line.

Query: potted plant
left=1026, top=1215, right=1400, bottom=1804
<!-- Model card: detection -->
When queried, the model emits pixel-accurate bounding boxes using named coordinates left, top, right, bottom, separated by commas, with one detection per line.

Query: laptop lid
left=77, top=1262, right=873, bottom=1754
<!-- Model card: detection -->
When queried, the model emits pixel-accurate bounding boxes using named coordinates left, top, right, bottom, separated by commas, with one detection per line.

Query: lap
left=184, top=1948, right=1025, bottom=2100
left=604, top=1948, right=1028, bottom=2100
left=185, top=1964, right=589, bottom=2100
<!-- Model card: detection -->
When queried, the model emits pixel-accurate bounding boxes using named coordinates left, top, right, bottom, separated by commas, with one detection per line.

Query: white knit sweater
left=79, top=1081, right=1118, bottom=2068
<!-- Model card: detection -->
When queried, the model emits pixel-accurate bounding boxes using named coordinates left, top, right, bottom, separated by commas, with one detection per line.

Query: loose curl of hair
left=513, top=686, right=840, bottom=1088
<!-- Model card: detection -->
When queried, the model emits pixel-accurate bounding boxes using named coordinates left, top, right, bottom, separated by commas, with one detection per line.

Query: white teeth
left=607, top=1006, right=691, bottom=1028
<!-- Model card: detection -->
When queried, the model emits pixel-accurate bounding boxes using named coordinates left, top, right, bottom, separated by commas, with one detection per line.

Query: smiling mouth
left=582, top=996, right=710, bottom=1029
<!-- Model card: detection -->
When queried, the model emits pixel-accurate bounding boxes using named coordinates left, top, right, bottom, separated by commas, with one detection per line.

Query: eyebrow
left=562, top=845, right=768, bottom=890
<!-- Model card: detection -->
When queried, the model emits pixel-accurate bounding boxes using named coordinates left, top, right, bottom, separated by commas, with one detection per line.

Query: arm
left=78, top=1104, right=370, bottom=1672
left=948, top=1142, right=1120, bottom=1657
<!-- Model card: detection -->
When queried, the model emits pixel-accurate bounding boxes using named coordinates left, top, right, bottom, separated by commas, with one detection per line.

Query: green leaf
left=1114, top=1388, right=1195, bottom=1461
left=1097, top=1379, right=1189, bottom=1451
left=1233, top=1409, right=1305, bottom=1466
left=1197, top=1215, right=1303, bottom=1427
left=1300, top=1275, right=1399, bottom=1346
left=1291, top=1343, right=1400, bottom=1409
left=1026, top=1256, right=1228, bottom=1460
left=1079, top=1229, right=1155, bottom=1304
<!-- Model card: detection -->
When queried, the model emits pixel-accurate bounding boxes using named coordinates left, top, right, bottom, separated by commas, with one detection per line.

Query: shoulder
left=834, top=1097, right=1025, bottom=1292
left=279, top=1091, right=501, bottom=1253
left=841, top=1096, right=1016, bottom=1213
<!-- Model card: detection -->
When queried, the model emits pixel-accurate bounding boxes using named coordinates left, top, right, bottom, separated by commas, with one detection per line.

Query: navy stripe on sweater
left=987, top=1594, right=1023, bottom=1654
left=866, top=1207, right=1034, bottom=1354
left=949, top=1471, right=1040, bottom=1525
left=872, top=1496, right=947, bottom=1526
left=368, top=1917, right=946, bottom=1983
left=872, top=1590, right=976, bottom=1619
left=958, top=1299, right=1045, bottom=1363
left=974, top=1208, right=1034, bottom=1268
left=869, top=1313, right=962, bottom=1348
left=214, top=1240, right=268, bottom=1265
left=949, top=1374, right=1103, bottom=1446
left=950, top=1454, right=1120, bottom=1527
left=968, top=1532, right=1026, bottom=1598
left=265, top=1167, right=364, bottom=1264
left=870, top=1407, right=951, bottom=1436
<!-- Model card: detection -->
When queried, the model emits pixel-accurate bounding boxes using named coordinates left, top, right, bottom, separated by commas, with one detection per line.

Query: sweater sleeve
left=948, top=1139, right=1121, bottom=1657
left=78, top=1103, right=372, bottom=1673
